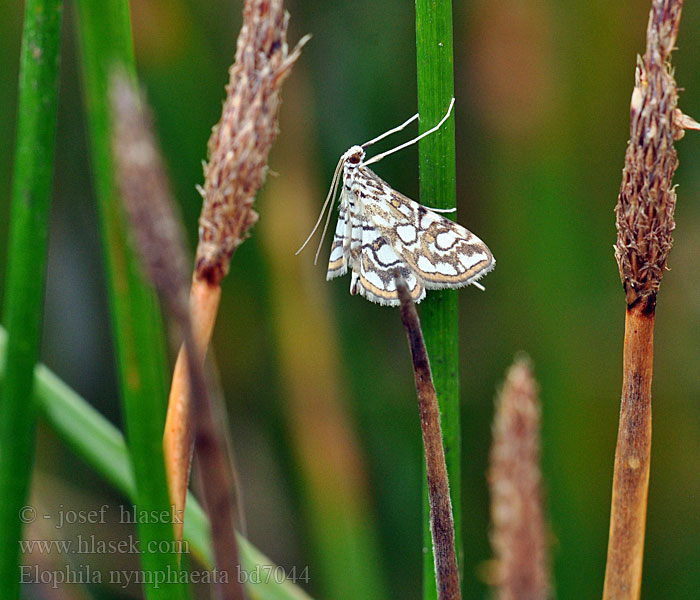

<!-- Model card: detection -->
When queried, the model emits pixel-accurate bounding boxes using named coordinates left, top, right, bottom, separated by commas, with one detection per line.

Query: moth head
left=343, top=145, right=365, bottom=167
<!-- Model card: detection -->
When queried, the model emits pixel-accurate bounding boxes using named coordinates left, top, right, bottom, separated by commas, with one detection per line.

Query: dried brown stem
left=110, top=72, right=245, bottom=600
left=181, top=323, right=245, bottom=600
left=489, top=358, right=549, bottom=600
left=395, top=274, right=460, bottom=600
left=606, top=1, right=685, bottom=598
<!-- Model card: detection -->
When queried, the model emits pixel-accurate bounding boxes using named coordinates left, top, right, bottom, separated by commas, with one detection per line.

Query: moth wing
left=351, top=225, right=425, bottom=306
left=326, top=199, right=351, bottom=280
left=370, top=187, right=494, bottom=289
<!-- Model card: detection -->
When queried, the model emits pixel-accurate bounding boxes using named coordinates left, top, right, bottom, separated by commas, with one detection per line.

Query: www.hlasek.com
left=20, top=564, right=310, bottom=589
left=20, top=535, right=189, bottom=555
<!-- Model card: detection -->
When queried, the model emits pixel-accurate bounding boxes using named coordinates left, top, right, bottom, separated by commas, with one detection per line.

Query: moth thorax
left=343, top=145, right=365, bottom=168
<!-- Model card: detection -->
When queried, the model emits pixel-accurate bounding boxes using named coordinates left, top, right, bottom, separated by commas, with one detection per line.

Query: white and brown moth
left=297, top=98, right=494, bottom=306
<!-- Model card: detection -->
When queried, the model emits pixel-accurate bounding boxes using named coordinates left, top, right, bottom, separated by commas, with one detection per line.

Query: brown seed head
left=110, top=70, right=190, bottom=322
left=195, top=0, right=308, bottom=286
left=614, top=0, right=683, bottom=309
left=489, top=357, right=550, bottom=600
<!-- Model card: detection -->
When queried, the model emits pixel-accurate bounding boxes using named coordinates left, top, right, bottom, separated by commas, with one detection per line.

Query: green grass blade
left=0, top=325, right=312, bottom=599
left=72, top=1, right=187, bottom=597
left=415, top=2, right=462, bottom=599
left=0, top=0, right=63, bottom=595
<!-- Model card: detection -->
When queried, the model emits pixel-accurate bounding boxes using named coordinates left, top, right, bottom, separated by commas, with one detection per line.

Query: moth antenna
left=361, top=112, right=419, bottom=149
left=313, top=173, right=341, bottom=265
left=362, top=97, right=455, bottom=167
left=295, top=155, right=345, bottom=255
left=425, top=206, right=457, bottom=213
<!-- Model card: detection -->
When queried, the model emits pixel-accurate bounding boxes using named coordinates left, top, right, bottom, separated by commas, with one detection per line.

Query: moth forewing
left=381, top=189, right=495, bottom=288
left=344, top=166, right=494, bottom=304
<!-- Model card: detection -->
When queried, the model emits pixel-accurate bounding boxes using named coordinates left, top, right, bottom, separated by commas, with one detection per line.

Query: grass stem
left=415, top=2, right=461, bottom=597
left=0, top=0, right=62, bottom=594
left=73, top=1, right=186, bottom=596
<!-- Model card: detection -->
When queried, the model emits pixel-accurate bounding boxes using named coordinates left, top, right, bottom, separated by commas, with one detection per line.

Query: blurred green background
left=3, top=0, right=700, bottom=598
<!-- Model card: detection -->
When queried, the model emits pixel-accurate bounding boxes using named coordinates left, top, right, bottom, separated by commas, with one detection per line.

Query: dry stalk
left=395, top=274, right=461, bottom=600
left=110, top=72, right=246, bottom=600
left=488, top=357, right=549, bottom=600
left=163, top=0, right=307, bottom=541
left=110, top=73, right=250, bottom=600
left=604, top=1, right=696, bottom=597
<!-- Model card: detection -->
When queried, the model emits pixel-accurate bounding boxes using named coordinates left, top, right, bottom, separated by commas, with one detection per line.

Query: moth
left=297, top=98, right=494, bottom=306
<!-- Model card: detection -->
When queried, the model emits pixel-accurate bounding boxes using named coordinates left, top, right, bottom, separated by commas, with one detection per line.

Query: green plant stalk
left=0, top=325, right=312, bottom=600
left=415, top=2, right=461, bottom=598
left=72, top=1, right=185, bottom=597
left=0, top=0, right=62, bottom=595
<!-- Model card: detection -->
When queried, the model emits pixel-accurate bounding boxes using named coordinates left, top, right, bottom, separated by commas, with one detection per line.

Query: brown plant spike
left=488, top=358, right=549, bottom=600
left=395, top=273, right=461, bottom=600
left=605, top=1, right=690, bottom=599
left=614, top=0, right=683, bottom=310
left=110, top=71, right=190, bottom=322
left=196, top=0, right=309, bottom=286
left=164, top=0, right=307, bottom=544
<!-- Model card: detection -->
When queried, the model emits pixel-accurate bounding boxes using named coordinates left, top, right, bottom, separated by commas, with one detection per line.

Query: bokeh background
left=3, top=0, right=700, bottom=598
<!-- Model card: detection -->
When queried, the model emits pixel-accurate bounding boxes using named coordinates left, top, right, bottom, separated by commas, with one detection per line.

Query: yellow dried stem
left=604, top=305, right=654, bottom=600
left=164, top=277, right=221, bottom=543
left=489, top=358, right=549, bottom=600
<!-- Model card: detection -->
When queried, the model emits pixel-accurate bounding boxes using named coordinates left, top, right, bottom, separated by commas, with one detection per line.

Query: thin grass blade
left=0, top=0, right=62, bottom=595
left=0, top=325, right=312, bottom=599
